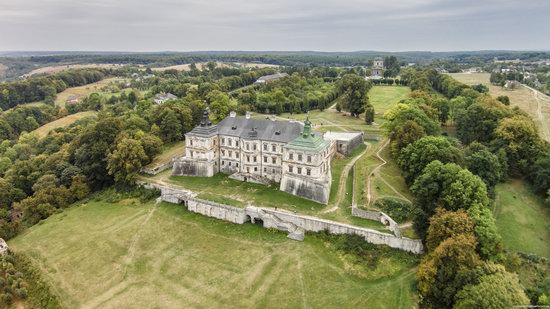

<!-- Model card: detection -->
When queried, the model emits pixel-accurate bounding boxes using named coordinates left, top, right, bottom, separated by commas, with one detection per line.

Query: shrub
left=373, top=198, right=412, bottom=223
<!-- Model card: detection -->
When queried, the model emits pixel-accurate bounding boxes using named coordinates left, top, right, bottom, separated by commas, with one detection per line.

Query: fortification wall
left=351, top=208, right=401, bottom=237
left=141, top=160, right=174, bottom=175
left=279, top=175, right=330, bottom=205
left=187, top=198, right=248, bottom=224
left=257, top=209, right=420, bottom=253
left=172, top=158, right=216, bottom=177
left=147, top=183, right=423, bottom=254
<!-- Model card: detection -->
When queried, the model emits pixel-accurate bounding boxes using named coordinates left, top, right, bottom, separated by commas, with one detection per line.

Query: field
left=9, top=195, right=418, bottom=308
left=21, top=63, right=125, bottom=78
left=493, top=180, right=550, bottom=258
left=449, top=73, right=550, bottom=141
left=31, top=111, right=97, bottom=137
left=268, top=86, right=410, bottom=135
left=152, top=62, right=278, bottom=72
left=55, top=77, right=126, bottom=108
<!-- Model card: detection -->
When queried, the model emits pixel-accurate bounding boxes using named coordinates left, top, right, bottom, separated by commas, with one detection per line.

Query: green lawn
left=494, top=180, right=550, bottom=258
left=369, top=86, right=411, bottom=115
left=168, top=174, right=325, bottom=213
left=9, top=194, right=418, bottom=308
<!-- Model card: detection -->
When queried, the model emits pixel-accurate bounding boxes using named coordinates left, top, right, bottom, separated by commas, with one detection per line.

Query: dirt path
left=523, top=84, right=550, bottom=141
left=365, top=139, right=411, bottom=206
left=322, top=143, right=369, bottom=213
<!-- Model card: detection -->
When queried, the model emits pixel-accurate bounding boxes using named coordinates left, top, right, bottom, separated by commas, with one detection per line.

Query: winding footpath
left=365, top=139, right=411, bottom=207
left=322, top=142, right=369, bottom=213
left=522, top=84, right=550, bottom=142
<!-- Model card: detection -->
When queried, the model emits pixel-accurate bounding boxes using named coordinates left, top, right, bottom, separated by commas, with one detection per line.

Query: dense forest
left=384, top=67, right=549, bottom=307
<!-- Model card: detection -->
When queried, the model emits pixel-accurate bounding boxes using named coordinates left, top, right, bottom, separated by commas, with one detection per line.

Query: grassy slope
left=145, top=141, right=186, bottom=168
left=9, top=196, right=418, bottom=308
left=55, top=77, right=125, bottom=108
left=31, top=111, right=97, bottom=137
left=449, top=73, right=550, bottom=141
left=493, top=180, right=550, bottom=258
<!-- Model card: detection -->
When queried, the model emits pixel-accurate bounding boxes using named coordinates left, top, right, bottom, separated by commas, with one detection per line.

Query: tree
left=383, top=56, right=400, bottom=77
left=494, top=115, right=545, bottom=173
left=389, top=120, right=426, bottom=157
left=467, top=203, right=503, bottom=260
left=364, top=103, right=375, bottom=124
left=529, top=154, right=550, bottom=194
left=410, top=161, right=489, bottom=238
left=432, top=98, right=450, bottom=124
left=338, top=74, right=372, bottom=117
left=496, top=95, right=510, bottom=105
left=454, top=263, right=529, bottom=308
left=456, top=96, right=512, bottom=144
left=426, top=208, right=474, bottom=252
left=158, top=109, right=182, bottom=142
left=107, top=137, right=148, bottom=184
left=207, top=90, right=237, bottom=122
left=464, top=142, right=504, bottom=193
left=398, top=136, right=464, bottom=184
left=417, top=234, right=481, bottom=308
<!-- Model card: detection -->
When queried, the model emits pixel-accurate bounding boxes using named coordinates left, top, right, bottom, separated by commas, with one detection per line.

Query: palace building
left=172, top=110, right=360, bottom=204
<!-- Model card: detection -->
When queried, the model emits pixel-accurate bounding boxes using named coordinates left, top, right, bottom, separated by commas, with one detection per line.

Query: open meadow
left=21, top=63, right=125, bottom=78
left=55, top=77, right=127, bottom=108
left=493, top=180, right=550, bottom=258
left=31, top=111, right=97, bottom=137
left=152, top=62, right=279, bottom=72
left=449, top=73, right=550, bottom=141
left=9, top=194, right=418, bottom=308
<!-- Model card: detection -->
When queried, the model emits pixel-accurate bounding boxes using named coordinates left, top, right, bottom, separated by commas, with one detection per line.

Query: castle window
left=246, top=143, right=249, bottom=150
left=307, top=155, right=312, bottom=163
left=264, top=143, right=267, bottom=151
left=306, top=168, right=311, bottom=176
left=272, top=157, right=276, bottom=164
left=247, top=155, right=250, bottom=162
left=253, top=144, right=257, bottom=151
left=222, top=160, right=225, bottom=166
left=272, top=144, right=276, bottom=152
left=221, top=150, right=225, bottom=156
left=264, top=167, right=267, bottom=172
left=297, top=167, right=302, bottom=174
left=236, top=163, right=239, bottom=167
left=289, top=153, right=294, bottom=160
left=253, top=156, right=257, bottom=163
left=228, top=162, right=232, bottom=166
left=236, top=141, right=239, bottom=147
left=298, top=154, right=302, bottom=161
left=229, top=151, right=232, bottom=157
left=222, top=138, right=225, bottom=145
left=235, top=152, right=239, bottom=158
left=272, top=168, right=275, bottom=173
left=190, top=151, right=193, bottom=158
left=229, top=139, right=232, bottom=146
left=254, top=167, right=258, bottom=172
left=264, top=156, right=267, bottom=163
left=190, top=139, right=193, bottom=146
left=289, top=166, right=293, bottom=173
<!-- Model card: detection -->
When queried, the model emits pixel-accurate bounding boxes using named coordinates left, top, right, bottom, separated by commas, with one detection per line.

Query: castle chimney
left=229, top=111, right=237, bottom=118
left=245, top=111, right=251, bottom=119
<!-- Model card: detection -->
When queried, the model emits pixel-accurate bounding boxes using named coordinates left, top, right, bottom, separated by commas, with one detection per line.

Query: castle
left=172, top=110, right=338, bottom=204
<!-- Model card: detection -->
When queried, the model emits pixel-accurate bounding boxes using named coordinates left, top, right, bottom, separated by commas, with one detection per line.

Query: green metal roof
left=286, top=115, right=329, bottom=152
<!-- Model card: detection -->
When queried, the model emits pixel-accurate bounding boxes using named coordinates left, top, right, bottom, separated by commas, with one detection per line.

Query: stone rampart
left=145, top=183, right=423, bottom=254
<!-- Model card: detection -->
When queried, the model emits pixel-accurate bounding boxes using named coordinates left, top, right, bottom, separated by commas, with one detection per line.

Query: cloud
left=0, top=0, right=548, bottom=51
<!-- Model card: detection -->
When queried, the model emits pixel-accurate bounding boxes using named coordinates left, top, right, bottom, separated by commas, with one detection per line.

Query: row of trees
left=385, top=69, right=549, bottom=306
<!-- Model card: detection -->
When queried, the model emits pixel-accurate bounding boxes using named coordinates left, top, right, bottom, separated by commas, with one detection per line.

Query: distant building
left=154, top=92, right=177, bottom=105
left=371, top=57, right=384, bottom=78
left=0, top=238, right=8, bottom=256
left=66, top=96, right=79, bottom=105
left=254, top=73, right=289, bottom=84
left=504, top=80, right=521, bottom=89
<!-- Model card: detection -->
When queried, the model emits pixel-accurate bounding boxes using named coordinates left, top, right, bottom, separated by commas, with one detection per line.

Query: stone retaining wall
left=351, top=208, right=401, bottom=237
left=141, top=160, right=174, bottom=175
left=146, top=182, right=423, bottom=254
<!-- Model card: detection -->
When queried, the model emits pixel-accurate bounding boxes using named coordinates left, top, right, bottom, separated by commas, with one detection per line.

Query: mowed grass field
left=31, top=111, right=97, bottom=137
left=449, top=73, right=550, bottom=141
left=494, top=180, right=550, bottom=258
left=55, top=77, right=125, bottom=108
left=9, top=195, right=418, bottom=308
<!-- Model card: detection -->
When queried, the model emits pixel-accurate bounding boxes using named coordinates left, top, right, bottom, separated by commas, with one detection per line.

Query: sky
left=0, top=0, right=549, bottom=52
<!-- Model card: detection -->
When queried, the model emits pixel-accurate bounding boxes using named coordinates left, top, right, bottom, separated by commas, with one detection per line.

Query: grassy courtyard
left=493, top=180, right=550, bottom=258
left=9, top=194, right=418, bottom=308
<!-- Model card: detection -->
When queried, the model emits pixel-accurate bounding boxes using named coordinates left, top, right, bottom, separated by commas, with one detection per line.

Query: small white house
left=154, top=92, right=177, bottom=105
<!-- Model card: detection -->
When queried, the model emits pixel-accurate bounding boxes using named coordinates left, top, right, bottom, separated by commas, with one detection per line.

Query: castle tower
left=279, top=115, right=332, bottom=204
left=371, top=57, right=384, bottom=77
left=172, top=109, right=220, bottom=177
